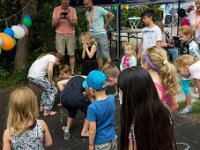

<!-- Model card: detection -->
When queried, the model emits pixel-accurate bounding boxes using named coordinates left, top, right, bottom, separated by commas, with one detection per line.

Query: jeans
left=166, top=48, right=178, bottom=62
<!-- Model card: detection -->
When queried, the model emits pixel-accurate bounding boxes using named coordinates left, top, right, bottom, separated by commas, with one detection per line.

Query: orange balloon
left=0, top=32, right=15, bottom=50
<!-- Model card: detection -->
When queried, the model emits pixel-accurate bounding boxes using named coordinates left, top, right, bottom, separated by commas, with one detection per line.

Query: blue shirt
left=87, top=95, right=116, bottom=144
left=85, top=6, right=108, bottom=36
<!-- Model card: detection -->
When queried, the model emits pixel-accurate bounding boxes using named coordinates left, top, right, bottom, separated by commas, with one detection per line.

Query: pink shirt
left=52, top=6, right=77, bottom=36
left=181, top=17, right=191, bottom=26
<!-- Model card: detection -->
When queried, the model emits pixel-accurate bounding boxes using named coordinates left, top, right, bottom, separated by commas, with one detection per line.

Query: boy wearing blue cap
left=82, top=70, right=117, bottom=150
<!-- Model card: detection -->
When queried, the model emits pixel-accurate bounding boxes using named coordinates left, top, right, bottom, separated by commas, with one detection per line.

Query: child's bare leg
left=81, top=119, right=89, bottom=137
left=66, top=116, right=74, bottom=130
left=195, top=79, right=200, bottom=97
left=185, top=94, right=192, bottom=108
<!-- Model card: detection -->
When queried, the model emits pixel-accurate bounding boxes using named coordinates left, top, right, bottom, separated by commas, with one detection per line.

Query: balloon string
left=0, top=0, right=34, bottom=22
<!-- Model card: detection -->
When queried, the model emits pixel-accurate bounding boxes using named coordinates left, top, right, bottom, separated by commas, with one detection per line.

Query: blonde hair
left=142, top=47, right=179, bottom=96
left=7, top=87, right=39, bottom=136
left=59, top=65, right=71, bottom=74
left=196, top=0, right=200, bottom=4
left=124, top=43, right=136, bottom=56
left=37, top=52, right=64, bottom=63
left=102, top=63, right=120, bottom=78
left=80, top=32, right=97, bottom=47
left=179, top=25, right=194, bottom=39
left=175, top=54, right=200, bottom=69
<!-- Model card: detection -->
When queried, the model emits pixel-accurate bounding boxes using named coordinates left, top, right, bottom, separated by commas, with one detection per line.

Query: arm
left=137, top=40, right=143, bottom=60
left=66, top=17, right=77, bottom=26
left=41, top=120, right=53, bottom=147
left=169, top=96, right=178, bottom=112
left=57, top=79, right=69, bottom=91
left=2, top=129, right=11, bottom=150
left=104, top=12, right=115, bottom=30
left=82, top=45, right=86, bottom=59
left=156, top=41, right=162, bottom=48
left=48, top=61, right=55, bottom=84
left=87, top=22, right=90, bottom=32
left=89, top=121, right=96, bottom=150
left=85, top=45, right=97, bottom=59
left=52, top=17, right=62, bottom=28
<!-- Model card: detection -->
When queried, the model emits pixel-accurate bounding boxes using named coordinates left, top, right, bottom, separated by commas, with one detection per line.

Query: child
left=57, top=65, right=73, bottom=91
left=120, top=43, right=137, bottom=71
left=3, top=87, right=52, bottom=150
left=141, top=47, right=179, bottom=112
left=137, top=9, right=162, bottom=60
left=175, top=55, right=200, bottom=114
left=179, top=25, right=200, bottom=57
left=155, top=20, right=178, bottom=62
left=28, top=52, right=62, bottom=116
left=81, top=32, right=98, bottom=75
left=82, top=70, right=117, bottom=150
left=60, top=75, right=93, bottom=140
left=118, top=67, right=176, bottom=150
left=177, top=8, right=191, bottom=26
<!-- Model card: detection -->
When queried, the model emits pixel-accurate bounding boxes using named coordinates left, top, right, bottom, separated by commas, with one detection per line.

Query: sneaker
left=62, top=126, right=70, bottom=140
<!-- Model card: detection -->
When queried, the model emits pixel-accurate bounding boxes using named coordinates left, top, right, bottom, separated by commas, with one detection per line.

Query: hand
left=83, top=44, right=88, bottom=49
left=104, top=24, right=108, bottom=30
left=89, top=145, right=94, bottom=150
left=167, top=43, right=174, bottom=48
left=50, top=80, right=55, bottom=85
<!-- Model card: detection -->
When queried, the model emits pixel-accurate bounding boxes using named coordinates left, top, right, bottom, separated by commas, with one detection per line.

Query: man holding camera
left=52, top=0, right=77, bottom=74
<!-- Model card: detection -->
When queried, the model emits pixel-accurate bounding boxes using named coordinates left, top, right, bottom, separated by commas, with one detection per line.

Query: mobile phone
left=61, top=12, right=68, bottom=18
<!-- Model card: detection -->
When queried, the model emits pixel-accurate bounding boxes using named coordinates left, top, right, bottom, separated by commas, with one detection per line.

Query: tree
left=14, top=0, right=38, bottom=72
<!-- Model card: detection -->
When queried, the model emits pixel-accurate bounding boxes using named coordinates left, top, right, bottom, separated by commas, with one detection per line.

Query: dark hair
left=141, top=9, right=154, bottom=19
left=118, top=66, right=176, bottom=150
left=177, top=8, right=187, bottom=17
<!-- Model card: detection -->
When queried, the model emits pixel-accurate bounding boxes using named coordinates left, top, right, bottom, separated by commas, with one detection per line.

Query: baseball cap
left=82, top=70, right=109, bottom=90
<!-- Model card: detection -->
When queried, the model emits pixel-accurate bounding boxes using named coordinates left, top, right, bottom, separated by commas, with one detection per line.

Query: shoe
left=179, top=106, right=192, bottom=115
left=62, top=126, right=70, bottom=140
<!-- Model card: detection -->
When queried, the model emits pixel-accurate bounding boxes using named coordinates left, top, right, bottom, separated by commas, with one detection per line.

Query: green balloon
left=13, top=38, right=16, bottom=46
left=23, top=18, right=32, bottom=28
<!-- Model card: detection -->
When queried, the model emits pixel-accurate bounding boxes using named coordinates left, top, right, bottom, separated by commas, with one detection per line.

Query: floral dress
left=11, top=120, right=44, bottom=150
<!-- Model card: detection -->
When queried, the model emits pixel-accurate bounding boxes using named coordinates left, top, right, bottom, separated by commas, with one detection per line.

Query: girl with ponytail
left=141, top=47, right=179, bottom=112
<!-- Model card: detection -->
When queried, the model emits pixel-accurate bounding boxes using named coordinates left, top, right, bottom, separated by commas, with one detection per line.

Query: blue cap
left=82, top=70, right=109, bottom=90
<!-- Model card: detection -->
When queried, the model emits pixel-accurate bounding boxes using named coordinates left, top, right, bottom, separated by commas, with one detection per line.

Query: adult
left=177, top=8, right=191, bottom=26
left=83, top=0, right=115, bottom=69
left=28, top=53, right=62, bottom=116
left=188, top=0, right=200, bottom=47
left=52, top=0, right=77, bottom=74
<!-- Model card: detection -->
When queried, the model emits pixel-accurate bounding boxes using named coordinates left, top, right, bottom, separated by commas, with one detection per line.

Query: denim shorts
left=95, top=138, right=117, bottom=150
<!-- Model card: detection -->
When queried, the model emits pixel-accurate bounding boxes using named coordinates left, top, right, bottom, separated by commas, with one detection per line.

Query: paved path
left=0, top=87, right=200, bottom=150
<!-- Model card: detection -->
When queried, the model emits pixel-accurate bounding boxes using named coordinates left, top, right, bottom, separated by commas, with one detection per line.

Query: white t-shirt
left=189, top=60, right=200, bottom=80
left=188, top=10, right=200, bottom=44
left=28, top=54, right=56, bottom=78
left=142, top=25, right=162, bottom=52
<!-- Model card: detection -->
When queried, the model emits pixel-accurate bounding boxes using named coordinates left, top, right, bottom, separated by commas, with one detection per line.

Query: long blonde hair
left=142, top=47, right=179, bottom=96
left=7, top=87, right=39, bottom=136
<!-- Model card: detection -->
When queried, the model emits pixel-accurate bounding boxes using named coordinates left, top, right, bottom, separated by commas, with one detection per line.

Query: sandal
left=179, top=107, right=192, bottom=115
left=44, top=111, right=57, bottom=116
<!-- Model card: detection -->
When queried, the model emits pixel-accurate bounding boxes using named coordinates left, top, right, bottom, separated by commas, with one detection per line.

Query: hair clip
left=163, top=60, right=168, bottom=65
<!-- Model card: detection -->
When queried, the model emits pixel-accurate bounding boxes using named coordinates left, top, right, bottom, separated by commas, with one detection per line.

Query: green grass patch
left=178, top=98, right=200, bottom=121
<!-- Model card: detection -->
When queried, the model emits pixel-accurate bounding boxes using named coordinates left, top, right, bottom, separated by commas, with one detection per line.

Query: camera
left=61, top=12, right=68, bottom=18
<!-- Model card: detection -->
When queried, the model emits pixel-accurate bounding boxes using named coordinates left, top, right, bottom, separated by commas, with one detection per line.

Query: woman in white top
left=28, top=52, right=62, bottom=116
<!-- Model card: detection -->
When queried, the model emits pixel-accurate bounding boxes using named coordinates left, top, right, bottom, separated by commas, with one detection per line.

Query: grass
left=178, top=97, right=200, bottom=122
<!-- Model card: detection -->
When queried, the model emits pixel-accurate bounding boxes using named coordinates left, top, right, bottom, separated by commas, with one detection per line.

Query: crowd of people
left=2, top=0, right=200, bottom=149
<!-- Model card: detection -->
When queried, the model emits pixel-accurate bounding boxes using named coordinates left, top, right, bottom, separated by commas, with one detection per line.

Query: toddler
left=120, top=43, right=137, bottom=71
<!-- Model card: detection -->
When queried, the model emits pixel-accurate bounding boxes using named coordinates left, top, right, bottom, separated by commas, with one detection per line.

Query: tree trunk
left=14, top=0, right=38, bottom=72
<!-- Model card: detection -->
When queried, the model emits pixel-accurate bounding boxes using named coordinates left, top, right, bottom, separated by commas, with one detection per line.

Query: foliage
left=0, top=2, right=162, bottom=87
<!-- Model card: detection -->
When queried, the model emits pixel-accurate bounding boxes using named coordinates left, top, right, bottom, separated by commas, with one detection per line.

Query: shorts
left=180, top=78, right=191, bottom=95
left=55, top=33, right=75, bottom=56
left=95, top=34, right=110, bottom=59
left=95, top=138, right=117, bottom=150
